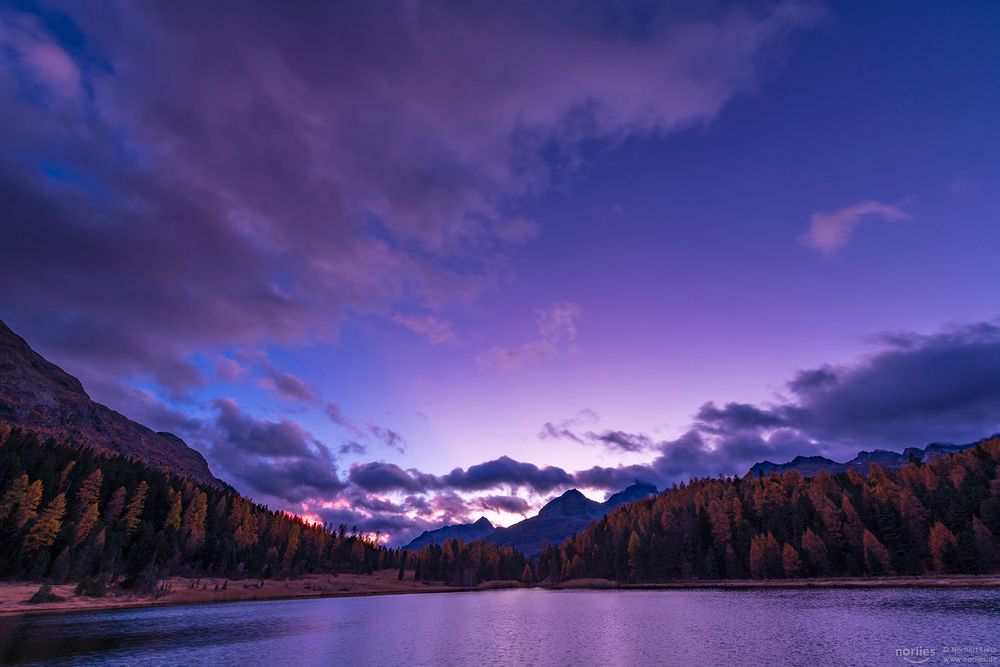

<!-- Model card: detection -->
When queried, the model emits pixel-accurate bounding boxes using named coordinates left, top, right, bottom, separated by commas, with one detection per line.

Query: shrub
left=75, top=573, right=110, bottom=597
left=27, top=584, right=64, bottom=603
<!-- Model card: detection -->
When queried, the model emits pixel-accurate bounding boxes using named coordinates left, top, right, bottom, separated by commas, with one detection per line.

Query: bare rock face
left=0, top=319, right=222, bottom=487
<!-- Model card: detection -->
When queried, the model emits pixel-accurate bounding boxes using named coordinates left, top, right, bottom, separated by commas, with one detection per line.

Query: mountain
left=404, top=516, right=496, bottom=552
left=403, top=481, right=657, bottom=555
left=0, top=319, right=221, bottom=487
left=747, top=439, right=987, bottom=478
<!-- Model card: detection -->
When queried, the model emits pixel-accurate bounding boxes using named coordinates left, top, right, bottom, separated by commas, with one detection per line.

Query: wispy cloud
left=801, top=200, right=910, bottom=254
left=391, top=313, right=456, bottom=345
left=477, top=301, right=581, bottom=372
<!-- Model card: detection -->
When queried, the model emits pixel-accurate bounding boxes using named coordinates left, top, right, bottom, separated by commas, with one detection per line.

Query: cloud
left=478, top=301, right=582, bottom=372
left=366, top=423, right=408, bottom=454
left=391, top=313, right=455, bottom=344
left=801, top=200, right=910, bottom=254
left=258, top=368, right=317, bottom=403
left=325, top=403, right=408, bottom=453
left=778, top=320, right=1000, bottom=448
left=694, top=401, right=786, bottom=433
left=475, top=494, right=530, bottom=517
left=0, top=12, right=82, bottom=102
left=585, top=430, right=653, bottom=453
left=539, top=410, right=653, bottom=453
left=538, top=408, right=599, bottom=443
left=0, top=1, right=820, bottom=400
left=204, top=398, right=345, bottom=503
left=441, top=456, right=574, bottom=492
left=337, top=441, right=367, bottom=456
left=348, top=461, right=428, bottom=494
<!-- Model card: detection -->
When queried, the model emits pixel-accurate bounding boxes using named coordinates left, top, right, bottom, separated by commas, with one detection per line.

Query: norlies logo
left=897, top=647, right=936, bottom=664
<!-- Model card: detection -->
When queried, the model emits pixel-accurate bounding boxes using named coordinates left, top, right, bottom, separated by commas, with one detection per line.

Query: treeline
left=0, top=429, right=401, bottom=590
left=537, top=439, right=1000, bottom=583
left=407, top=538, right=527, bottom=587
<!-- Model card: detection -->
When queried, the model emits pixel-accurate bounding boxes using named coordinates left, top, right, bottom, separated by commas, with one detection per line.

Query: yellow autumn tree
left=164, top=489, right=183, bottom=531
left=23, top=493, right=66, bottom=553
left=16, top=480, right=43, bottom=529
left=282, top=523, right=301, bottom=572
left=74, top=469, right=103, bottom=546
left=181, top=489, right=208, bottom=549
left=124, top=481, right=148, bottom=536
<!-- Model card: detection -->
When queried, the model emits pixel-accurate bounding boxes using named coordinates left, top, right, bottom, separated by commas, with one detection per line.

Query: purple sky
left=2, top=1, right=1000, bottom=543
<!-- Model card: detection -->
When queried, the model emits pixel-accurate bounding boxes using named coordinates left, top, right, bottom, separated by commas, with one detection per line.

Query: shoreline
left=551, top=575, right=1000, bottom=591
left=2, top=572, right=998, bottom=618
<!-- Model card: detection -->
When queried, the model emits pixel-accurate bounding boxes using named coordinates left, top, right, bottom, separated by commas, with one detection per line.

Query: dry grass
left=0, top=570, right=468, bottom=617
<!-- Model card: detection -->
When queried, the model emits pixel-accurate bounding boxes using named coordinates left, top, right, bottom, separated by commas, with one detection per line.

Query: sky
left=2, top=0, right=999, bottom=544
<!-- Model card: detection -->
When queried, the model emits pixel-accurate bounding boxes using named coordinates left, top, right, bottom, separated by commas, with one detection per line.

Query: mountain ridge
left=747, top=439, right=990, bottom=478
left=0, top=319, right=222, bottom=487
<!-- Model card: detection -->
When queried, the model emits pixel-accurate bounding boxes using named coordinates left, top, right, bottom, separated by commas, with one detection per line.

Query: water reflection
left=1, top=588, right=998, bottom=666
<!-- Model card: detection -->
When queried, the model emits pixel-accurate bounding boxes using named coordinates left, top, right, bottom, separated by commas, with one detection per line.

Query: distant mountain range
left=746, top=440, right=989, bottom=478
left=0, top=319, right=222, bottom=487
left=404, top=481, right=657, bottom=555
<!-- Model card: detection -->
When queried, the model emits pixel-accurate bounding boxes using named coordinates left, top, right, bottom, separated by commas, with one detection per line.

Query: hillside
left=0, top=320, right=220, bottom=487
left=534, top=438, right=1000, bottom=583
left=405, top=482, right=657, bottom=555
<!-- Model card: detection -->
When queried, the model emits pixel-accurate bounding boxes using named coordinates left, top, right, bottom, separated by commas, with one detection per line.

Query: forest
left=0, top=428, right=525, bottom=592
left=534, top=438, right=1000, bottom=583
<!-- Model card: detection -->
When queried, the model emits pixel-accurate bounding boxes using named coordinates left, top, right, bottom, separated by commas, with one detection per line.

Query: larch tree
left=929, top=521, right=958, bottom=572
left=23, top=492, right=66, bottom=553
left=782, top=543, right=802, bottom=578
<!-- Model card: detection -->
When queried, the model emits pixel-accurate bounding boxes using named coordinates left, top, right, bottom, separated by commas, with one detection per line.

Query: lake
left=1, top=588, right=999, bottom=666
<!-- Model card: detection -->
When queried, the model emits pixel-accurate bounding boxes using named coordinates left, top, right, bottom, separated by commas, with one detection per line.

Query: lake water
left=1, top=588, right=999, bottom=666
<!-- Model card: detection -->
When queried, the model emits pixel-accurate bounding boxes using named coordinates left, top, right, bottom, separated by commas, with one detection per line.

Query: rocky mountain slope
left=0, top=319, right=221, bottom=487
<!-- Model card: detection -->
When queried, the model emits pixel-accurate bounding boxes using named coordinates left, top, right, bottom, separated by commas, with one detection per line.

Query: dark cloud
left=779, top=321, right=1000, bottom=451
left=337, top=441, right=368, bottom=456
left=441, top=456, right=574, bottom=493
left=204, top=399, right=345, bottom=503
left=585, top=430, right=653, bottom=453
left=694, top=401, right=785, bottom=433
left=476, top=494, right=531, bottom=516
left=348, top=462, right=427, bottom=494
left=0, top=1, right=819, bottom=399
